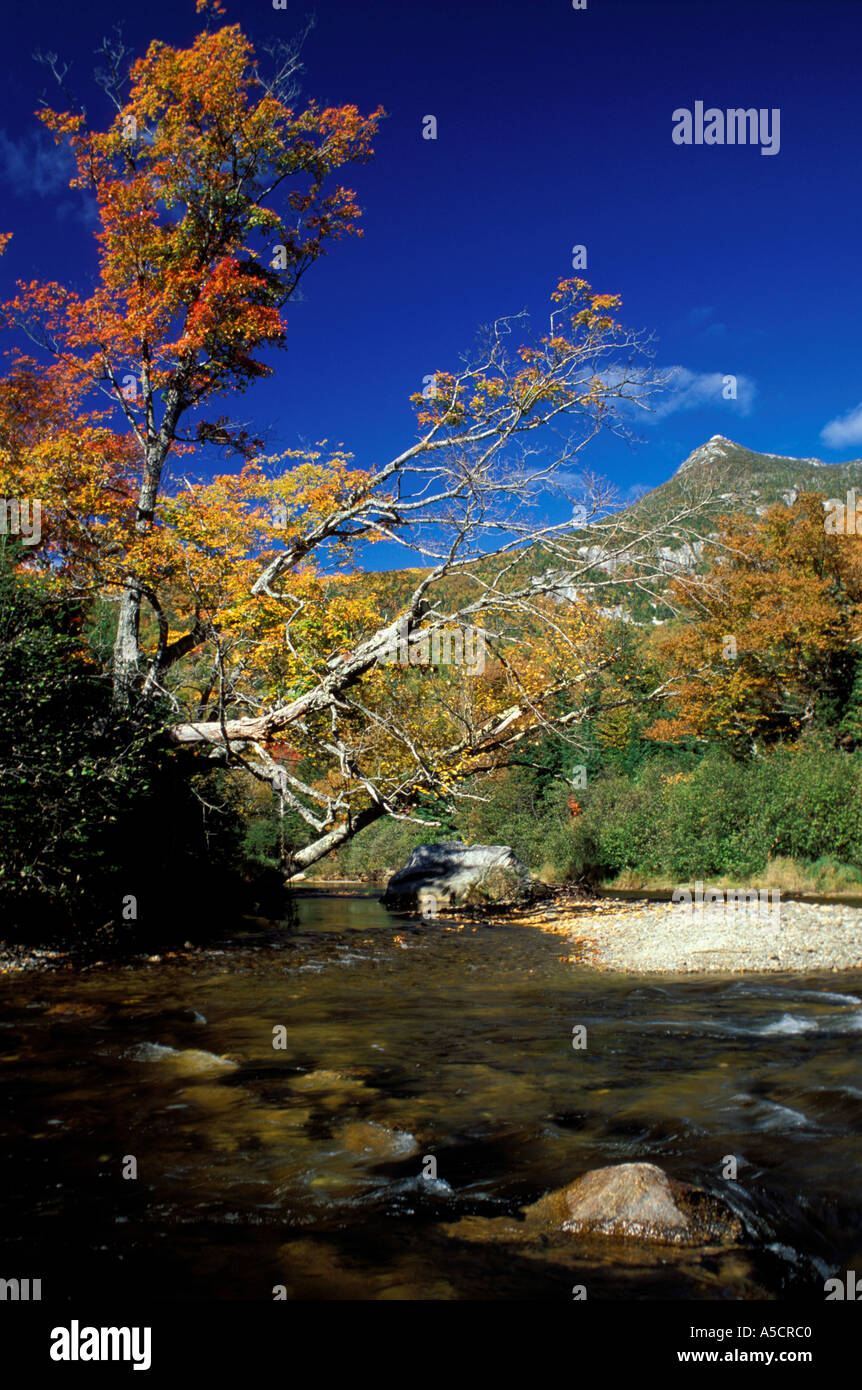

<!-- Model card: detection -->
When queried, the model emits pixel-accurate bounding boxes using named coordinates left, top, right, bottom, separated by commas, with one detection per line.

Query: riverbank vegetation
left=0, top=545, right=289, bottom=951
left=319, top=742, right=862, bottom=895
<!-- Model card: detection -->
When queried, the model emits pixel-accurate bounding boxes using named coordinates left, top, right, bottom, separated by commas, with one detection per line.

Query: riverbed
left=1, top=892, right=861, bottom=1300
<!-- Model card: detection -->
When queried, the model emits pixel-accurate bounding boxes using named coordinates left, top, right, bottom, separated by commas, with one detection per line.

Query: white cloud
left=648, top=366, right=757, bottom=420
left=591, top=365, right=756, bottom=423
left=552, top=470, right=587, bottom=491
left=0, top=129, right=75, bottom=198
left=820, top=402, right=862, bottom=450
left=0, top=129, right=97, bottom=226
left=622, top=482, right=651, bottom=503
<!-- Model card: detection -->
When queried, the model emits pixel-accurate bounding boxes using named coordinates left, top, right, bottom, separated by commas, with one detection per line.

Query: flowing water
left=1, top=891, right=861, bottom=1301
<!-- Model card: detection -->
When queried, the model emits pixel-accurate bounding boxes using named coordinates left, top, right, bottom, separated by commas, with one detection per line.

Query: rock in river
left=526, top=1162, right=743, bottom=1245
left=335, top=1120, right=418, bottom=1161
left=445, top=1162, right=743, bottom=1249
left=382, top=842, right=536, bottom=913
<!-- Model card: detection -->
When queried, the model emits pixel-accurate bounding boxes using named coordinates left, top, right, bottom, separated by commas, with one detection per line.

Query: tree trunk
left=287, top=804, right=386, bottom=872
left=113, top=576, right=143, bottom=704
left=112, top=402, right=182, bottom=703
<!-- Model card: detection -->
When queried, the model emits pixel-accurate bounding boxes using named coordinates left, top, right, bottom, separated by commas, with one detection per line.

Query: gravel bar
left=560, top=897, right=862, bottom=974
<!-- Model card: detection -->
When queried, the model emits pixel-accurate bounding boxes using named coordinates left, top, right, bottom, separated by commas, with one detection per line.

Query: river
left=1, top=891, right=861, bottom=1300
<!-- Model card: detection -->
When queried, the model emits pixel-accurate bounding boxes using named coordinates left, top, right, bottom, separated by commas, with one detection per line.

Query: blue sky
left=1, top=0, right=861, bottom=566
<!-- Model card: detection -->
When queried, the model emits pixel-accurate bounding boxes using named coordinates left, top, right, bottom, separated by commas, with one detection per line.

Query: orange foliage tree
left=3, top=10, right=382, bottom=698
left=646, top=494, right=862, bottom=755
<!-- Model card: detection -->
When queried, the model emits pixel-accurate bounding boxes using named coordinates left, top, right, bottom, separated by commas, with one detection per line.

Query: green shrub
left=547, top=742, right=862, bottom=885
left=0, top=548, right=287, bottom=949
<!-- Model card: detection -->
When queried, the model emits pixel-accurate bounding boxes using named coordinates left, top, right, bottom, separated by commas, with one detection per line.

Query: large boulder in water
left=381, top=842, right=536, bottom=913
left=445, top=1162, right=743, bottom=1249
left=524, top=1162, right=743, bottom=1246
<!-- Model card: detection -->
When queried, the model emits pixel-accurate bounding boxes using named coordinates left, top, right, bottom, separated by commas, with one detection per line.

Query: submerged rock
left=45, top=1003, right=106, bottom=1020
left=335, top=1120, right=418, bottom=1161
left=382, top=842, right=536, bottom=913
left=127, top=1042, right=238, bottom=1076
left=446, top=1162, right=743, bottom=1249
left=288, top=1068, right=373, bottom=1108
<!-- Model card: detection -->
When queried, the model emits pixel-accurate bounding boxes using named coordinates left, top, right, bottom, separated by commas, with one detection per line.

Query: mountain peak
left=675, top=435, right=744, bottom=474
left=672, top=437, right=861, bottom=481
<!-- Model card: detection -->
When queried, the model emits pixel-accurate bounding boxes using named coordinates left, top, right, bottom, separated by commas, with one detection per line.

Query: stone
left=127, top=1042, right=239, bottom=1076
left=287, top=1068, right=372, bottom=1106
left=381, top=842, right=536, bottom=913
left=526, top=1162, right=742, bottom=1244
left=335, top=1120, right=418, bottom=1161
left=445, top=1162, right=743, bottom=1249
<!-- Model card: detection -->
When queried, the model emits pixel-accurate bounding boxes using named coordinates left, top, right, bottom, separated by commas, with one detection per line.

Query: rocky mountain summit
left=673, top=434, right=833, bottom=478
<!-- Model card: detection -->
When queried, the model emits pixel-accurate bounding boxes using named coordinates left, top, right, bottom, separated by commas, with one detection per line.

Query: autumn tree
left=3, top=8, right=382, bottom=700
left=646, top=493, right=862, bottom=755
left=149, top=278, right=722, bottom=870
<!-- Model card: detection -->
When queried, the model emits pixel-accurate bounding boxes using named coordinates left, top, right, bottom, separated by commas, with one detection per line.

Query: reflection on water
left=1, top=892, right=861, bottom=1300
